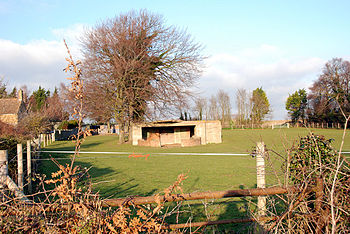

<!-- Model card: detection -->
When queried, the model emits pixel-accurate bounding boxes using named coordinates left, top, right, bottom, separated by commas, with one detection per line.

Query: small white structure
left=131, top=120, right=222, bottom=147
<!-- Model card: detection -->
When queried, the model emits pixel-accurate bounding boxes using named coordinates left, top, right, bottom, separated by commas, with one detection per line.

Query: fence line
left=102, top=186, right=299, bottom=207
left=165, top=216, right=278, bottom=229
left=39, top=150, right=250, bottom=156
left=0, top=138, right=342, bottom=230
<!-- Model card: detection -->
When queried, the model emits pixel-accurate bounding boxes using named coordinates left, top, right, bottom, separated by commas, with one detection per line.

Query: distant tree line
left=188, top=87, right=271, bottom=127
left=286, top=58, right=350, bottom=126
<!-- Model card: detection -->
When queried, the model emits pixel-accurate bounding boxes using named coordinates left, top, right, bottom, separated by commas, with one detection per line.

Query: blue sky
left=1, top=0, right=350, bottom=119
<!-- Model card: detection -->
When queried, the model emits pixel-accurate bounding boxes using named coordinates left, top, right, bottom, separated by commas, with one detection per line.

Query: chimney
left=18, top=89, right=23, bottom=102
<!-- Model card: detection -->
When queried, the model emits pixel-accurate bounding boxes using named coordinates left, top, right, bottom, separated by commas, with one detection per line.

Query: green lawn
left=39, top=128, right=349, bottom=229
left=41, top=128, right=349, bottom=197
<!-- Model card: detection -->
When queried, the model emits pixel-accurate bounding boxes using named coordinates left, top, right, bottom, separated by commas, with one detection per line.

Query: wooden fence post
left=39, top=134, right=43, bottom=149
left=0, top=150, right=8, bottom=189
left=27, top=140, right=32, bottom=194
left=315, top=177, right=324, bottom=233
left=256, top=142, right=266, bottom=217
left=17, top=144, right=23, bottom=191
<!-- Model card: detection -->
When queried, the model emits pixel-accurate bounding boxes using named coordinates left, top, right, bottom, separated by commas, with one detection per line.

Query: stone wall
left=0, top=114, right=18, bottom=126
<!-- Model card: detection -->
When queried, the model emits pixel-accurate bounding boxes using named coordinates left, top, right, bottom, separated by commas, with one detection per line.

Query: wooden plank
left=103, top=186, right=298, bottom=207
left=166, top=216, right=278, bottom=229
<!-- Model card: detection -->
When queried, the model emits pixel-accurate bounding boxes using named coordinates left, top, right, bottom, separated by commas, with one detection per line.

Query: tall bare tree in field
left=81, top=10, right=204, bottom=143
left=236, top=88, right=251, bottom=125
left=208, top=95, right=218, bottom=120
left=217, top=89, right=231, bottom=126
left=193, top=97, right=207, bottom=120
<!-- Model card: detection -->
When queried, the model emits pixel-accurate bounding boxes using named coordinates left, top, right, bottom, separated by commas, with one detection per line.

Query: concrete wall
left=132, top=125, right=142, bottom=146
left=204, top=121, right=222, bottom=144
left=132, top=120, right=222, bottom=147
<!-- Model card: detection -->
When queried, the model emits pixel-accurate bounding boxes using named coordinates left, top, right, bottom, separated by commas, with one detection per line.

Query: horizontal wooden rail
left=103, top=186, right=298, bottom=207
left=166, top=216, right=278, bottom=229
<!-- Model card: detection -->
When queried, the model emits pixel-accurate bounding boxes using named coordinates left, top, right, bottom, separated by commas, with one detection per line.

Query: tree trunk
left=119, top=123, right=125, bottom=144
left=107, top=121, right=111, bottom=133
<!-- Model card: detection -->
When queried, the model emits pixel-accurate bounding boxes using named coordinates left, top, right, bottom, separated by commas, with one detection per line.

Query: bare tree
left=308, top=58, right=350, bottom=124
left=81, top=10, right=204, bottom=143
left=193, top=97, right=207, bottom=120
left=235, top=88, right=251, bottom=125
left=208, top=95, right=218, bottom=120
left=217, top=89, right=231, bottom=126
left=44, top=88, right=69, bottom=122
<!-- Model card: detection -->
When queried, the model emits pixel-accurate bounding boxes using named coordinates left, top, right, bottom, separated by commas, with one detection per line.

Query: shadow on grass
left=161, top=185, right=263, bottom=233
left=36, top=153, right=142, bottom=199
left=42, top=140, right=106, bottom=151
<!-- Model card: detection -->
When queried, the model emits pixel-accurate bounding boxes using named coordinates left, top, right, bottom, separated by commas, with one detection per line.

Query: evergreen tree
left=251, top=87, right=270, bottom=124
left=286, top=89, right=307, bottom=123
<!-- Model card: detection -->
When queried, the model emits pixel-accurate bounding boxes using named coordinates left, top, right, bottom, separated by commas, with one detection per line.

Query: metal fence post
left=27, top=140, right=32, bottom=194
left=17, top=144, right=23, bottom=191
left=256, top=142, right=266, bottom=217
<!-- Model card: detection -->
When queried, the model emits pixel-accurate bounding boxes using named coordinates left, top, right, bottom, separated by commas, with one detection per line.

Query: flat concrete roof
left=134, top=120, right=220, bottom=128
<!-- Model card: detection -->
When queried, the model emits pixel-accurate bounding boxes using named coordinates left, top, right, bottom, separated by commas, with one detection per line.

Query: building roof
left=0, top=98, right=22, bottom=115
left=136, top=120, right=221, bottom=128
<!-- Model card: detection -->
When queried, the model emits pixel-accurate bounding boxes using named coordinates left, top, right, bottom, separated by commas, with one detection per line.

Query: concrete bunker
left=132, top=120, right=222, bottom=147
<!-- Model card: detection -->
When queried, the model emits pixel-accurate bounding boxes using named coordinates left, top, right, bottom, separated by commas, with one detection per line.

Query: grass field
left=41, top=127, right=350, bottom=197
left=39, top=128, right=349, bottom=229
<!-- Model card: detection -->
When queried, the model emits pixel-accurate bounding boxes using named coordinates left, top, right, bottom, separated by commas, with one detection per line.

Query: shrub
left=57, top=120, right=79, bottom=130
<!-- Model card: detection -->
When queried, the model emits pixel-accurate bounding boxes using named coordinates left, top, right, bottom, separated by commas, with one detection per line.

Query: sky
left=1, top=0, right=350, bottom=120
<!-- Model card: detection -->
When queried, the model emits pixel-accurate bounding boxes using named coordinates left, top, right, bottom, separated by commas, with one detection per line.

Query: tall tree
left=193, top=97, right=207, bottom=120
left=45, top=87, right=69, bottom=122
left=308, top=58, right=350, bottom=123
left=28, top=86, right=50, bottom=112
left=217, top=89, right=231, bottom=125
left=235, top=88, right=251, bottom=125
left=251, top=87, right=270, bottom=124
left=286, top=89, right=307, bottom=124
left=208, top=95, right=218, bottom=120
left=8, top=87, right=17, bottom=98
left=81, top=10, right=204, bottom=143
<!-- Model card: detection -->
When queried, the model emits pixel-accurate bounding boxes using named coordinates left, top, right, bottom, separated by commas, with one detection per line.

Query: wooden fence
left=0, top=140, right=321, bottom=230
left=0, top=133, right=54, bottom=196
left=103, top=186, right=298, bottom=229
left=231, top=121, right=347, bottom=130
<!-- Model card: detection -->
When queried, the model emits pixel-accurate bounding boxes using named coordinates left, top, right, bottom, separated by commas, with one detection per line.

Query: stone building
left=131, top=120, right=222, bottom=147
left=0, top=90, right=26, bottom=126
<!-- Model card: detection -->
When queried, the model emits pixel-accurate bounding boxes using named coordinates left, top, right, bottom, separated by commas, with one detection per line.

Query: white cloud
left=51, top=23, right=86, bottom=58
left=0, top=39, right=69, bottom=92
left=0, top=24, right=85, bottom=92
left=199, top=45, right=325, bottom=120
